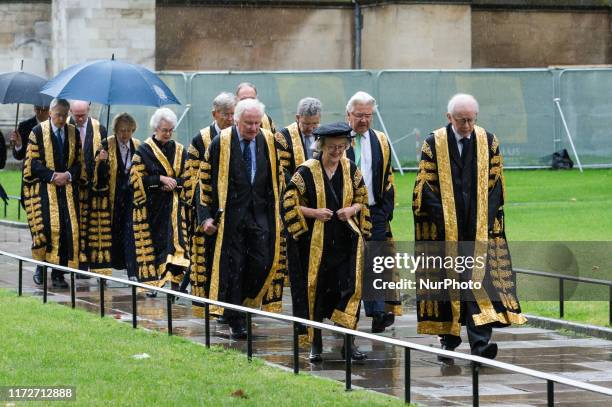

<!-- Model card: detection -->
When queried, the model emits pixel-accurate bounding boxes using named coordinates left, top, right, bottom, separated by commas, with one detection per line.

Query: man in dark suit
left=345, top=91, right=400, bottom=333
left=69, top=100, right=107, bottom=275
left=197, top=98, right=283, bottom=339
left=23, top=98, right=83, bottom=288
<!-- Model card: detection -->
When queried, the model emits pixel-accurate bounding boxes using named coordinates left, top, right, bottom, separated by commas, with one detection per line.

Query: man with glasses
left=186, top=92, right=236, bottom=303
left=23, top=98, right=83, bottom=288
left=412, top=93, right=526, bottom=364
left=345, top=91, right=400, bottom=333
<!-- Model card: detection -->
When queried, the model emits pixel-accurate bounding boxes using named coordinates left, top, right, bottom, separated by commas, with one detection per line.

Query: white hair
left=212, top=92, right=236, bottom=111
left=447, top=93, right=479, bottom=115
left=234, top=98, right=265, bottom=122
left=346, top=91, right=377, bottom=113
left=69, top=99, right=90, bottom=111
left=297, top=97, right=322, bottom=117
left=149, top=107, right=177, bottom=129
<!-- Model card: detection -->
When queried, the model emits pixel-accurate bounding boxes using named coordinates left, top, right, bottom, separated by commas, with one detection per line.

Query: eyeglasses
left=326, top=144, right=348, bottom=152
left=452, top=116, right=477, bottom=125
left=218, top=111, right=234, bottom=119
left=158, top=127, right=174, bottom=134
left=350, top=112, right=373, bottom=120
left=117, top=127, right=135, bottom=133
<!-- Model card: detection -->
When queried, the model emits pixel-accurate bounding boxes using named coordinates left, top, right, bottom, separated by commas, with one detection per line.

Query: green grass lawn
left=0, top=289, right=407, bottom=407
left=0, top=170, right=23, bottom=222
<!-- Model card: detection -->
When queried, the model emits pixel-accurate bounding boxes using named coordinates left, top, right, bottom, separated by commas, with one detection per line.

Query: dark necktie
left=55, top=129, right=64, bottom=163
left=460, top=137, right=470, bottom=165
left=242, top=139, right=253, bottom=183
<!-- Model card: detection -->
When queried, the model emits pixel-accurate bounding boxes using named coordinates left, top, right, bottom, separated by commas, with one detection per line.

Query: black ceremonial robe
left=283, top=157, right=371, bottom=341
left=23, top=120, right=83, bottom=268
left=412, top=124, right=527, bottom=336
left=130, top=137, right=189, bottom=287
left=196, top=126, right=283, bottom=317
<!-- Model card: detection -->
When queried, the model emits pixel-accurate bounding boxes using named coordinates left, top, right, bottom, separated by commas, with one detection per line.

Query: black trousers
left=224, top=209, right=271, bottom=327
left=439, top=300, right=493, bottom=355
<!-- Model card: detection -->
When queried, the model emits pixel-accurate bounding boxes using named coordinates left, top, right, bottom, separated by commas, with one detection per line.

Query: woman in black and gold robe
left=130, top=108, right=189, bottom=293
left=88, top=113, right=140, bottom=278
left=283, top=122, right=371, bottom=362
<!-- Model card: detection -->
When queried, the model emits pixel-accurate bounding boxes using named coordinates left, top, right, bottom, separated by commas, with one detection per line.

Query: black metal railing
left=515, top=267, right=612, bottom=326
left=1, top=250, right=611, bottom=406
left=1, top=195, right=22, bottom=222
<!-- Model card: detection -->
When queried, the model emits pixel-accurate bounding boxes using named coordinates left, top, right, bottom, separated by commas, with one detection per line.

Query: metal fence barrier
left=515, top=268, right=612, bottom=326
left=1, top=250, right=611, bottom=406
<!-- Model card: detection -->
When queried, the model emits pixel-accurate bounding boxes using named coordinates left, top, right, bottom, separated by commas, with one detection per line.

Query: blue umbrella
left=41, top=58, right=181, bottom=107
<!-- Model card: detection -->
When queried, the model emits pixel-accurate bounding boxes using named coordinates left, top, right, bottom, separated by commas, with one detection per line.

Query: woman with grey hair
left=130, top=107, right=189, bottom=295
left=283, top=122, right=371, bottom=362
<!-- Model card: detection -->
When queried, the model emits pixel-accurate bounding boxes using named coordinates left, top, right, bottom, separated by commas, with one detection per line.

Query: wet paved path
left=1, top=225, right=611, bottom=406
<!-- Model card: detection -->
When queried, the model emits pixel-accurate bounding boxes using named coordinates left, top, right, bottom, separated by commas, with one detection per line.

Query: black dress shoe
left=146, top=291, right=158, bottom=298
left=33, top=268, right=43, bottom=285
left=437, top=345, right=456, bottom=365
left=474, top=343, right=498, bottom=360
left=229, top=325, right=247, bottom=340
left=76, top=274, right=91, bottom=279
left=340, top=345, right=368, bottom=361
left=383, top=312, right=395, bottom=328
left=52, top=278, right=69, bottom=289
left=371, top=312, right=386, bottom=333
left=309, top=330, right=323, bottom=363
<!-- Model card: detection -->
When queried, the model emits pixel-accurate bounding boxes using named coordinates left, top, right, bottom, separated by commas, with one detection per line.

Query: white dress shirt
left=352, top=129, right=375, bottom=206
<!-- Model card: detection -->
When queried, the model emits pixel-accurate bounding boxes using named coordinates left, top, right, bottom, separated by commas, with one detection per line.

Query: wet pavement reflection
left=1, top=226, right=611, bottom=406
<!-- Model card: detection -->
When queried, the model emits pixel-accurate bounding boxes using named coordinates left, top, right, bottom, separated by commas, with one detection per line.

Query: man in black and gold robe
left=412, top=93, right=526, bottom=363
left=130, top=108, right=189, bottom=292
left=197, top=98, right=283, bottom=339
left=345, top=91, right=400, bottom=333
left=186, top=92, right=236, bottom=300
left=275, top=97, right=321, bottom=322
left=23, top=98, right=83, bottom=288
left=69, top=100, right=107, bottom=275
left=88, top=113, right=140, bottom=279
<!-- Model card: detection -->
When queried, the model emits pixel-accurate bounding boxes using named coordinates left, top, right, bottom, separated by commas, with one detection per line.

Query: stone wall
left=52, top=0, right=155, bottom=74
left=156, top=5, right=353, bottom=71
left=472, top=9, right=612, bottom=67
left=361, top=3, right=471, bottom=69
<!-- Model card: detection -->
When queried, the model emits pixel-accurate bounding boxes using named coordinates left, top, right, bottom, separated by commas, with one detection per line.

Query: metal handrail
left=1, top=250, right=611, bottom=406
left=515, top=267, right=612, bottom=325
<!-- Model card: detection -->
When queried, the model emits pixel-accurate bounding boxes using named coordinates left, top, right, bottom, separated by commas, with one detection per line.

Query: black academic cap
left=312, top=122, right=354, bottom=140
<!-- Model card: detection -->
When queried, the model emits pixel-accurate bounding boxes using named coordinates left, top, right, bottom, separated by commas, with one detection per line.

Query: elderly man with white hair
left=130, top=107, right=189, bottom=295
left=345, top=91, right=400, bottom=334
left=196, top=98, right=283, bottom=339
left=69, top=100, right=107, bottom=276
left=412, top=93, right=526, bottom=364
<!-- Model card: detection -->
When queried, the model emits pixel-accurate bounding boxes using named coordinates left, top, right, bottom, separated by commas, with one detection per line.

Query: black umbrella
left=0, top=61, right=53, bottom=138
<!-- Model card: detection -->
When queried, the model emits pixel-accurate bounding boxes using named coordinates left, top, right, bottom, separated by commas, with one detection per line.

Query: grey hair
left=297, top=97, right=322, bottom=117
left=235, top=82, right=257, bottom=96
left=69, top=99, right=90, bottom=111
left=50, top=98, right=70, bottom=111
left=447, top=93, right=479, bottom=115
left=234, top=98, right=265, bottom=122
left=346, top=91, right=377, bottom=113
left=149, top=107, right=177, bottom=129
left=212, top=92, right=237, bottom=112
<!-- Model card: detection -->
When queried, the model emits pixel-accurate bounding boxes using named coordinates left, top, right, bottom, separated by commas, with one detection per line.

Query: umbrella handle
left=11, top=103, right=20, bottom=148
